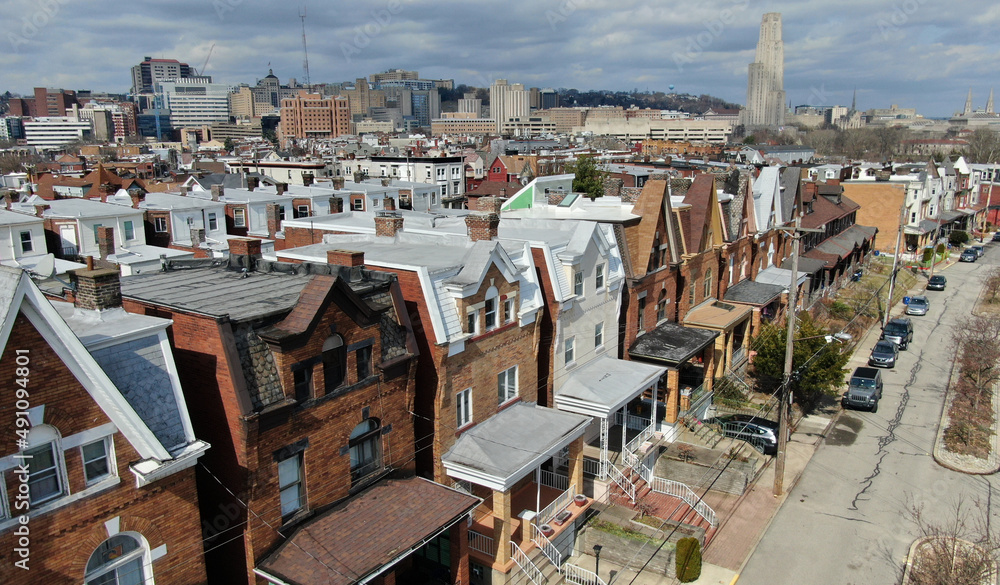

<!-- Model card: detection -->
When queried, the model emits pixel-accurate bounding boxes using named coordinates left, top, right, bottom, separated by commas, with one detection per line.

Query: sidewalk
left=696, top=265, right=943, bottom=579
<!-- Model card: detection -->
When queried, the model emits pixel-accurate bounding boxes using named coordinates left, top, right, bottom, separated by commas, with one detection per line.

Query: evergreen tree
left=569, top=155, right=605, bottom=199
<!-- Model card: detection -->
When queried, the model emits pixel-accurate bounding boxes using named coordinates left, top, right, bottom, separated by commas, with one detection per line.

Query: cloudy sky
left=3, top=0, right=999, bottom=117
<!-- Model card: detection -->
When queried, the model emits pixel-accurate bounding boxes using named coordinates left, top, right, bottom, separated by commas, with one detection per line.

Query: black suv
left=881, top=318, right=913, bottom=350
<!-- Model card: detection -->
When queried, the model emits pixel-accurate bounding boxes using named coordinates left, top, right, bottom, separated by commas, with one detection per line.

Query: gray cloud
left=1, top=0, right=996, bottom=117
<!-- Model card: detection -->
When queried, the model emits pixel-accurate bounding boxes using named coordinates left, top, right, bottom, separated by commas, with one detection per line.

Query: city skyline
left=3, top=0, right=1000, bottom=117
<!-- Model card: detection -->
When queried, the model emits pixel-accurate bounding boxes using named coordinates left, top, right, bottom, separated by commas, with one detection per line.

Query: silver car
left=905, top=295, right=929, bottom=316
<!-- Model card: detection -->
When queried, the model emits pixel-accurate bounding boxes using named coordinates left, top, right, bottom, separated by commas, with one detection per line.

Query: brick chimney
left=190, top=227, right=205, bottom=246
left=276, top=182, right=288, bottom=196
left=374, top=211, right=404, bottom=238
left=3, top=191, right=15, bottom=210
left=211, top=185, right=224, bottom=201
left=265, top=203, right=282, bottom=238
left=179, top=185, right=191, bottom=196
left=246, top=176, right=259, bottom=191
left=96, top=226, right=115, bottom=260
left=99, top=182, right=116, bottom=203
left=332, top=177, right=345, bottom=189
left=329, top=197, right=344, bottom=214
left=302, top=172, right=314, bottom=186
left=34, top=204, right=50, bottom=217
left=383, top=197, right=396, bottom=211
left=465, top=212, right=500, bottom=242
left=128, top=191, right=145, bottom=208
left=381, top=178, right=391, bottom=187
left=71, top=267, right=122, bottom=311
left=327, top=249, right=365, bottom=267
left=229, top=237, right=262, bottom=259
left=477, top=196, right=503, bottom=215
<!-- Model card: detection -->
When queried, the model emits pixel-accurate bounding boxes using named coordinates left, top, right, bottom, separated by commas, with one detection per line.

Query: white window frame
left=484, top=297, right=497, bottom=330
left=352, top=198, right=365, bottom=211
left=595, top=322, right=604, bottom=348
left=456, top=388, right=472, bottom=428
left=565, top=336, right=575, bottom=364
left=278, top=453, right=305, bottom=518
left=18, top=231, right=32, bottom=253
left=573, top=270, right=584, bottom=296
left=467, top=309, right=479, bottom=336
left=123, top=220, right=135, bottom=241
left=154, top=217, right=168, bottom=233
left=208, top=212, right=219, bottom=231
left=84, top=533, right=149, bottom=585
left=25, top=440, right=64, bottom=506
left=595, top=263, right=605, bottom=290
left=503, top=298, right=515, bottom=324
left=498, top=365, right=518, bottom=404
left=234, top=207, right=247, bottom=227
left=81, top=437, right=114, bottom=486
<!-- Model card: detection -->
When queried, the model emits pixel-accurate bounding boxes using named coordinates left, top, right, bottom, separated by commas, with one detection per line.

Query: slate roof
left=629, top=320, right=719, bottom=365
left=442, top=402, right=590, bottom=481
left=723, top=280, right=785, bottom=306
left=801, top=224, right=878, bottom=265
left=257, top=476, right=479, bottom=585
left=781, top=256, right=829, bottom=274
left=682, top=175, right=715, bottom=252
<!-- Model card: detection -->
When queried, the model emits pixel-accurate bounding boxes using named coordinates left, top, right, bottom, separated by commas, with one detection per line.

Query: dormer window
left=467, top=309, right=480, bottom=336
left=573, top=271, right=584, bottom=297
left=595, top=263, right=605, bottom=290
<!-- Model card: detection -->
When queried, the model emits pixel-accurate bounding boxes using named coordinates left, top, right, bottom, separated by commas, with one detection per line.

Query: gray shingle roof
left=723, top=280, right=785, bottom=306
left=629, top=320, right=719, bottom=365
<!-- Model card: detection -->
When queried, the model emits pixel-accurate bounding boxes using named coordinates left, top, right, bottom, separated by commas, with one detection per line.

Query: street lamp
left=593, top=544, right=602, bottom=578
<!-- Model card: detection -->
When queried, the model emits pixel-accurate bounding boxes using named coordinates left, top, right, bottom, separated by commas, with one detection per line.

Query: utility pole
left=774, top=216, right=823, bottom=497
left=884, top=201, right=907, bottom=328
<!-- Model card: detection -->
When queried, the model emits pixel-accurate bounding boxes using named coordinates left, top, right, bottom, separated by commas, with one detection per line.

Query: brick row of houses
left=0, top=162, right=878, bottom=584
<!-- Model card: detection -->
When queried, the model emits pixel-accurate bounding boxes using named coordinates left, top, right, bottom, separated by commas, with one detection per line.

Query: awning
left=555, top=355, right=667, bottom=418
left=781, top=256, right=829, bottom=274
left=798, top=224, right=877, bottom=264
left=723, top=279, right=785, bottom=306
left=442, top=402, right=590, bottom=491
left=683, top=300, right=753, bottom=330
left=755, top=266, right=809, bottom=288
left=256, top=476, right=480, bottom=585
left=629, top=320, right=719, bottom=366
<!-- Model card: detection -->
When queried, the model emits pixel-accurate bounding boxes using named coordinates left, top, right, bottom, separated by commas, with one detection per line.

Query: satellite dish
left=29, top=254, right=55, bottom=278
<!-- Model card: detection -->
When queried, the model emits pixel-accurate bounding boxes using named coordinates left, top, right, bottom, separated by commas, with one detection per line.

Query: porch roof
left=554, top=355, right=667, bottom=418
left=780, top=256, right=828, bottom=274
left=629, top=320, right=719, bottom=366
left=723, top=279, right=784, bottom=306
left=754, top=266, right=809, bottom=288
left=442, top=402, right=591, bottom=492
left=256, top=476, right=479, bottom=585
left=683, top=300, right=753, bottom=330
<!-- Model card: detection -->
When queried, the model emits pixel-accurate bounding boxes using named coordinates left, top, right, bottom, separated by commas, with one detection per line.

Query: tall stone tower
left=742, top=13, right=786, bottom=128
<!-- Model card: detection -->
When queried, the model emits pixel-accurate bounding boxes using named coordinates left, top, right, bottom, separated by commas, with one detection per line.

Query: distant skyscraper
left=743, top=13, right=786, bottom=128
left=489, top=80, right=530, bottom=132
left=131, top=56, right=194, bottom=95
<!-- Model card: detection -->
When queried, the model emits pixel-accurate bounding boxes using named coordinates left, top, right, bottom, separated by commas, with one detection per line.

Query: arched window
left=85, top=533, right=148, bottom=585
left=349, top=418, right=382, bottom=484
left=323, top=335, right=346, bottom=391
left=24, top=425, right=64, bottom=506
left=704, top=268, right=712, bottom=299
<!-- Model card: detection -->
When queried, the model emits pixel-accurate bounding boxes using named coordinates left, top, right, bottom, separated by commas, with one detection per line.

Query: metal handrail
left=563, top=562, right=607, bottom=585
left=510, top=541, right=545, bottom=585
left=622, top=421, right=656, bottom=468
left=607, top=464, right=636, bottom=503
left=468, top=529, right=496, bottom=557
left=648, top=476, right=717, bottom=527
left=583, top=456, right=603, bottom=478
left=536, top=483, right=575, bottom=526
left=539, top=469, right=569, bottom=491
left=531, top=523, right=562, bottom=568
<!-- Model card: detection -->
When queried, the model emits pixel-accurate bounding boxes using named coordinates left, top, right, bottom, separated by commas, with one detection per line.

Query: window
left=154, top=217, right=168, bottom=232
left=356, top=345, right=372, bottom=380
left=19, top=231, right=32, bottom=253
left=26, top=441, right=62, bottom=505
left=688, top=280, right=696, bottom=305
left=295, top=205, right=310, bottom=219
left=352, top=198, right=364, bottom=211
left=82, top=439, right=111, bottom=485
left=497, top=366, right=518, bottom=403
left=637, top=295, right=647, bottom=331
left=234, top=207, right=246, bottom=227
left=564, top=337, right=575, bottom=364
left=595, top=322, right=604, bottom=348
left=278, top=206, right=286, bottom=222
left=484, top=298, right=497, bottom=330
left=573, top=270, right=583, bottom=296
left=123, top=220, right=134, bottom=241
left=503, top=298, right=515, bottom=323
left=92, top=223, right=103, bottom=241
left=437, top=167, right=446, bottom=179
left=293, top=365, right=312, bottom=402
left=322, top=335, right=346, bottom=391
left=704, top=268, right=712, bottom=299
left=349, top=418, right=382, bottom=483
left=85, top=534, right=147, bottom=585
left=456, top=388, right=472, bottom=428
left=208, top=212, right=218, bottom=230
left=596, top=263, right=605, bottom=290
left=466, top=310, right=479, bottom=335
left=186, top=216, right=194, bottom=227
left=278, top=454, right=305, bottom=517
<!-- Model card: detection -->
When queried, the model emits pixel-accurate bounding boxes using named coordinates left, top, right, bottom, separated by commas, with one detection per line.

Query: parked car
left=927, top=275, right=947, bottom=291
left=709, top=414, right=784, bottom=455
left=842, top=367, right=884, bottom=412
left=868, top=340, right=899, bottom=368
left=881, top=317, right=913, bottom=350
left=972, top=245, right=986, bottom=258
left=992, top=232, right=1000, bottom=243
left=905, top=295, right=930, bottom=316
left=960, top=249, right=978, bottom=262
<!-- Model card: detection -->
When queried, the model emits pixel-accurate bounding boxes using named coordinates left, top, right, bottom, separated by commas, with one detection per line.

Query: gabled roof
left=681, top=174, right=721, bottom=253
left=626, top=180, right=679, bottom=278
left=751, top=167, right=782, bottom=231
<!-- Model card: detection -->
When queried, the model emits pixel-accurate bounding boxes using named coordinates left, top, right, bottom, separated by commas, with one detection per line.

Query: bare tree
left=982, top=267, right=1000, bottom=304
left=953, top=315, right=1000, bottom=411
left=965, top=128, right=1000, bottom=164
left=905, top=496, right=999, bottom=585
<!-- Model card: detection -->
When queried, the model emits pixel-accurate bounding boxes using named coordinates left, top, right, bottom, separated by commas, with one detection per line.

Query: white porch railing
left=536, top=484, right=575, bottom=526
left=583, top=456, right=603, bottom=478
left=540, top=469, right=570, bottom=492
left=732, top=345, right=747, bottom=365
left=614, top=411, right=649, bottom=431
left=510, top=541, right=545, bottom=585
left=622, top=421, right=656, bottom=468
left=531, top=523, right=562, bottom=568
left=648, top=476, right=717, bottom=527
left=468, top=529, right=496, bottom=557
left=563, top=562, right=607, bottom=585
left=608, top=464, right=636, bottom=503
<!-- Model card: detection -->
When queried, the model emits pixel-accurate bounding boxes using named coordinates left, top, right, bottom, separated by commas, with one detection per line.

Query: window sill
left=497, top=396, right=521, bottom=412
left=0, top=475, right=120, bottom=532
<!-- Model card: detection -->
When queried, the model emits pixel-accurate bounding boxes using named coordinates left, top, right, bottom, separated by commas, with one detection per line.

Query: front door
left=59, top=225, right=78, bottom=256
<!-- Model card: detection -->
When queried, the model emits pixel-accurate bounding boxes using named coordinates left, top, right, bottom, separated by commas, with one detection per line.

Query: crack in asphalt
left=848, top=292, right=952, bottom=512
left=816, top=511, right=876, bottom=525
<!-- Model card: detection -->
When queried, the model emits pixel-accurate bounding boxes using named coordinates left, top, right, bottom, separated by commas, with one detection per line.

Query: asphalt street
left=739, top=244, right=1000, bottom=585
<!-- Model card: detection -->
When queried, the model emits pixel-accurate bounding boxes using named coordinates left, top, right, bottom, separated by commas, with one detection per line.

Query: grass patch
left=589, top=519, right=662, bottom=545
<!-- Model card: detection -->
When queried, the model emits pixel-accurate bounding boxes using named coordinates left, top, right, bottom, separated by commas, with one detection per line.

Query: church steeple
left=964, top=88, right=974, bottom=115
left=988, top=88, right=995, bottom=115
left=851, top=87, right=857, bottom=113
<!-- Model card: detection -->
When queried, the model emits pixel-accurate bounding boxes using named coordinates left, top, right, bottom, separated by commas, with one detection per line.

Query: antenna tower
left=299, top=7, right=311, bottom=90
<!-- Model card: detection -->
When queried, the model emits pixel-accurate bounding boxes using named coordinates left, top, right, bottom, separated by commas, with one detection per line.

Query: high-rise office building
left=489, top=80, right=530, bottom=133
left=278, top=91, right=351, bottom=140
left=155, top=79, right=232, bottom=127
left=131, top=57, right=194, bottom=95
left=742, top=13, right=786, bottom=128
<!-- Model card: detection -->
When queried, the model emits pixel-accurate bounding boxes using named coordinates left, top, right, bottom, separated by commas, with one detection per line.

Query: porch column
left=665, top=369, right=680, bottom=423
left=599, top=416, right=609, bottom=478
left=621, top=405, right=628, bottom=457
left=704, top=347, right=716, bottom=393
left=568, top=436, right=584, bottom=495
left=650, top=382, right=658, bottom=432
left=449, top=521, right=469, bottom=585
left=493, top=488, right=512, bottom=565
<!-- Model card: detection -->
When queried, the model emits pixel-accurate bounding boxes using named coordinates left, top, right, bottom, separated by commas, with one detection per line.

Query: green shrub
left=676, top=537, right=702, bottom=583
left=949, top=230, right=969, bottom=246
left=922, top=248, right=934, bottom=263
left=936, top=243, right=947, bottom=255
left=829, top=300, right=852, bottom=320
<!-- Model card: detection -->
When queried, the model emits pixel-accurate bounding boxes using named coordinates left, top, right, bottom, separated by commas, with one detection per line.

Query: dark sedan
left=961, top=249, right=978, bottom=262
left=868, top=340, right=899, bottom=368
left=927, top=275, right=946, bottom=291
